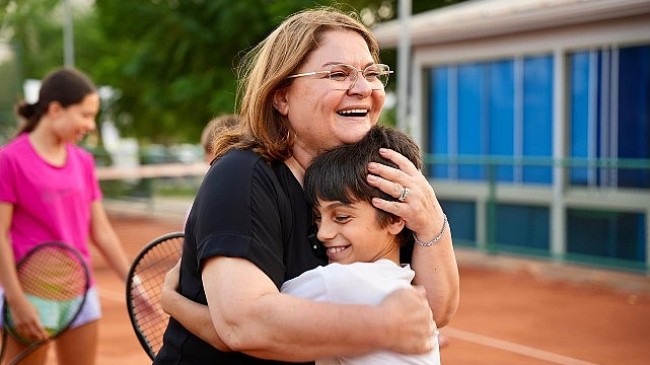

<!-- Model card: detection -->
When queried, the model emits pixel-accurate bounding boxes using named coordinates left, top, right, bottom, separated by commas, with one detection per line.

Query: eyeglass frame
left=286, top=63, right=394, bottom=90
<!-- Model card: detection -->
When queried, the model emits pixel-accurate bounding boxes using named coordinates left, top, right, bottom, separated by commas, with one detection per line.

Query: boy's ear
left=272, top=88, right=289, bottom=116
left=387, top=216, right=406, bottom=235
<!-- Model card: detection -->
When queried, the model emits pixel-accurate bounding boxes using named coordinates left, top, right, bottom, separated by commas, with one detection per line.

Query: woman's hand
left=367, top=147, right=460, bottom=327
left=367, top=147, right=445, bottom=239
left=378, top=286, right=437, bottom=355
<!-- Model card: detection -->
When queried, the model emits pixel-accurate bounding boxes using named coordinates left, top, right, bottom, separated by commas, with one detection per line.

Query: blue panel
left=618, top=45, right=650, bottom=188
left=522, top=56, right=553, bottom=184
left=488, top=61, right=514, bottom=181
left=457, top=63, right=484, bottom=180
left=495, top=204, right=549, bottom=250
left=569, top=52, right=591, bottom=185
left=440, top=200, right=476, bottom=246
left=430, top=67, right=449, bottom=179
left=567, top=209, right=646, bottom=263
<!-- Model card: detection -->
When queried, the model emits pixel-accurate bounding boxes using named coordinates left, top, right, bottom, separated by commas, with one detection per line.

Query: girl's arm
left=0, top=203, right=49, bottom=341
left=367, top=148, right=460, bottom=327
left=88, top=201, right=131, bottom=281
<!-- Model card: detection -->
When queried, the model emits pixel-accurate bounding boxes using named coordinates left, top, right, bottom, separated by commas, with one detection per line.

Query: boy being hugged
left=282, top=125, right=442, bottom=365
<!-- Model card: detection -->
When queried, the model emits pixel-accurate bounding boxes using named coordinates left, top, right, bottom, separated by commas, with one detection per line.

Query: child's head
left=201, top=114, right=240, bottom=164
left=15, top=68, right=98, bottom=135
left=304, top=125, right=423, bottom=263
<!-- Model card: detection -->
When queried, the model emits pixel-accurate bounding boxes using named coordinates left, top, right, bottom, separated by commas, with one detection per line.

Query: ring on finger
left=398, top=187, right=410, bottom=202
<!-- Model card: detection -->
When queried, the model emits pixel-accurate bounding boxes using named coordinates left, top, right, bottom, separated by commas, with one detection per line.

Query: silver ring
left=398, top=187, right=410, bottom=202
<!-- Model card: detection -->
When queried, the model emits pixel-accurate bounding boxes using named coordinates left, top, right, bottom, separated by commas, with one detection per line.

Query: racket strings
left=18, top=248, right=87, bottom=300
left=5, top=244, right=89, bottom=343
left=129, top=235, right=183, bottom=357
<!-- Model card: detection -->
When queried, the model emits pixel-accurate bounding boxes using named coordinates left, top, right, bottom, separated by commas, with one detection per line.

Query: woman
left=155, top=7, right=459, bottom=364
left=0, top=68, right=132, bottom=365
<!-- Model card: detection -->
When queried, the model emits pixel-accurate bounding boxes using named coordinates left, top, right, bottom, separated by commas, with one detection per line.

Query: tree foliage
left=92, top=0, right=315, bottom=143
left=2, top=0, right=466, bottom=144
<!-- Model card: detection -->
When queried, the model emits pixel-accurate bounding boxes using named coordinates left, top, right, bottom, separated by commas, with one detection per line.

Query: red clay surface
left=63, top=211, right=650, bottom=364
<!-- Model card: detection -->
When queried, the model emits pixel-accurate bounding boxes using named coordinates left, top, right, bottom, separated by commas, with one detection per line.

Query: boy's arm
left=160, top=260, right=230, bottom=351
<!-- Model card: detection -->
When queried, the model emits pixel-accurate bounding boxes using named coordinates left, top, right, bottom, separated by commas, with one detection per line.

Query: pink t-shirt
left=0, top=134, right=101, bottom=282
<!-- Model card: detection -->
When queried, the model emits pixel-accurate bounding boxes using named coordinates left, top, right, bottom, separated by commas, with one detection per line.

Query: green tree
left=92, top=0, right=303, bottom=143
left=92, top=0, right=464, bottom=143
left=2, top=0, right=466, bottom=144
left=0, top=0, right=102, bottom=140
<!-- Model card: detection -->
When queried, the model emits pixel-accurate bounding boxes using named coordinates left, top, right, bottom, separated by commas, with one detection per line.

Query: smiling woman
left=155, top=7, right=458, bottom=365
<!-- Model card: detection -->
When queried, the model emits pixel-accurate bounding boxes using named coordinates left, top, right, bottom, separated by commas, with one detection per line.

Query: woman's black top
left=154, top=149, right=327, bottom=364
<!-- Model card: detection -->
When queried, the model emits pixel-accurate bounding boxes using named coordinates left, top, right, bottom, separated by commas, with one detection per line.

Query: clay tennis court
left=82, top=203, right=649, bottom=365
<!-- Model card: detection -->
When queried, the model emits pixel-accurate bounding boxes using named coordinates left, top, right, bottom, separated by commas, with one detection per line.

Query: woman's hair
left=14, top=68, right=97, bottom=134
left=303, top=125, right=423, bottom=247
left=212, top=7, right=380, bottom=162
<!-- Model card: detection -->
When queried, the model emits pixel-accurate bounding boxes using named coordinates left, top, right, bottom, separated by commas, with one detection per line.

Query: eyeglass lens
left=328, top=64, right=390, bottom=90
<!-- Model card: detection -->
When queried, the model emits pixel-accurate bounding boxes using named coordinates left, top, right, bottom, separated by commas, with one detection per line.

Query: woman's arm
left=162, top=256, right=435, bottom=361
left=366, top=148, right=460, bottom=327
left=202, top=256, right=435, bottom=362
left=88, top=201, right=131, bottom=281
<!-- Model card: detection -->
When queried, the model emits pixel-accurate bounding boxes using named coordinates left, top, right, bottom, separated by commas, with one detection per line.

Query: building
left=373, top=0, right=650, bottom=273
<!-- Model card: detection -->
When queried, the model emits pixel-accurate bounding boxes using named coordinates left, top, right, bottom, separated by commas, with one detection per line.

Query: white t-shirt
left=281, top=259, right=440, bottom=365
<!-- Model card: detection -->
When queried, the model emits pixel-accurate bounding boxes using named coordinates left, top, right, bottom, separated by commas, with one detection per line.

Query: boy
left=200, top=114, right=239, bottom=164
left=281, top=125, right=441, bottom=365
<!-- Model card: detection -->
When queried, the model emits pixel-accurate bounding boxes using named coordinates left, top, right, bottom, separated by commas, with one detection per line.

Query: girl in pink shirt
left=0, top=68, right=132, bottom=365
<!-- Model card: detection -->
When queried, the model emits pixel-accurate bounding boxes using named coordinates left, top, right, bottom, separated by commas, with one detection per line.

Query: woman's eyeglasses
left=287, top=64, right=393, bottom=90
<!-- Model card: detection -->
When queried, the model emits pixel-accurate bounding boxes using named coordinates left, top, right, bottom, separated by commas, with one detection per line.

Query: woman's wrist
left=413, top=214, right=448, bottom=247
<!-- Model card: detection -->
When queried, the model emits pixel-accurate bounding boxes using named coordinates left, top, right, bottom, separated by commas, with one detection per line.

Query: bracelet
left=413, top=214, right=448, bottom=247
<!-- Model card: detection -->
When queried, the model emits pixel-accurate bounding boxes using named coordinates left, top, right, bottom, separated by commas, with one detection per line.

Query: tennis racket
left=0, top=241, right=90, bottom=365
left=126, top=231, right=183, bottom=360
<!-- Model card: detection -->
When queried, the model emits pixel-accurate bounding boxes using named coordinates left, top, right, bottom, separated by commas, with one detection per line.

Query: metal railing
left=425, top=154, right=650, bottom=273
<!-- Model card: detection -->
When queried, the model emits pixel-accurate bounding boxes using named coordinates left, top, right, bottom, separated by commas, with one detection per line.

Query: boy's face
left=314, top=199, right=403, bottom=264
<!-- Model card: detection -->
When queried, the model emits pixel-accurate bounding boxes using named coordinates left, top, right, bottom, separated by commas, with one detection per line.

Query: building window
left=494, top=204, right=550, bottom=254
left=568, top=45, right=650, bottom=189
left=567, top=209, right=646, bottom=267
left=440, top=200, right=476, bottom=247
left=429, top=55, right=553, bottom=184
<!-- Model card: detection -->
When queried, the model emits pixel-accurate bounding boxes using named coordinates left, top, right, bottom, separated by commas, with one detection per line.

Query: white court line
left=445, top=327, right=602, bottom=365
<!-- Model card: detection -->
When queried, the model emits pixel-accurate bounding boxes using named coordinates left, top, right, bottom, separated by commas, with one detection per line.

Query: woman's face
left=274, top=30, right=386, bottom=159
